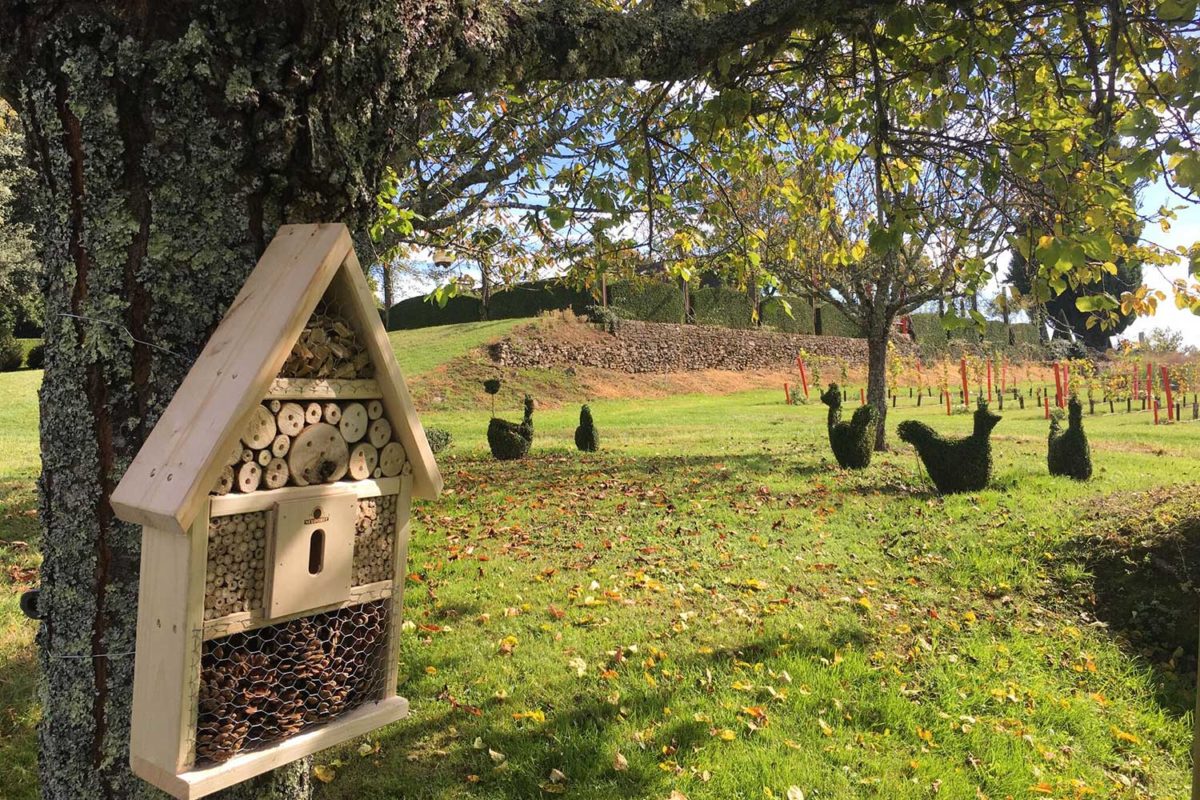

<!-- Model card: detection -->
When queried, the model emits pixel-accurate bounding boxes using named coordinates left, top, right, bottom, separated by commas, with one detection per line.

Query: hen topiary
left=820, top=383, right=875, bottom=469
left=488, top=394, right=534, bottom=460
left=898, top=402, right=1001, bottom=494
left=574, top=404, right=599, bottom=452
left=1048, top=395, right=1092, bottom=480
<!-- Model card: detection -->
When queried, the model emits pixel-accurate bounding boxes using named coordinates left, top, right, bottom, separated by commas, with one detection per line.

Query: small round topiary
left=425, top=427, right=453, bottom=455
left=574, top=404, right=599, bottom=452
left=25, top=343, right=45, bottom=370
left=483, top=379, right=501, bottom=395
left=0, top=334, right=22, bottom=373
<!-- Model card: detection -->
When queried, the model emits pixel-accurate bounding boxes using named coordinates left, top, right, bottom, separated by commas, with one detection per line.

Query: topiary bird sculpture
left=820, top=383, right=876, bottom=469
left=488, top=394, right=534, bottom=460
left=1048, top=395, right=1092, bottom=480
left=898, top=402, right=1001, bottom=493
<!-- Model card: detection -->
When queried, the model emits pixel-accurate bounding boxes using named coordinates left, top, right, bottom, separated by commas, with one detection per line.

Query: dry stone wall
left=490, top=319, right=912, bottom=373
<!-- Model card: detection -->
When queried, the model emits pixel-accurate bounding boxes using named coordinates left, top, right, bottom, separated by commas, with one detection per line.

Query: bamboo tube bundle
left=194, top=601, right=390, bottom=765
left=352, top=495, right=397, bottom=585
left=204, top=512, right=269, bottom=621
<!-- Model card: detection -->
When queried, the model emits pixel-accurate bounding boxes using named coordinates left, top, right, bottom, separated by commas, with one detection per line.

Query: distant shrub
left=574, top=404, right=599, bottom=452
left=585, top=305, right=621, bottom=334
left=25, top=343, right=45, bottom=370
left=0, top=334, right=22, bottom=372
left=425, top=427, right=453, bottom=455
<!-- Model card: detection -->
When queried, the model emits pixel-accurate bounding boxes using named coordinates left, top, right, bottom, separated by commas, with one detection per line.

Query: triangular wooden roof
left=111, top=223, right=442, bottom=536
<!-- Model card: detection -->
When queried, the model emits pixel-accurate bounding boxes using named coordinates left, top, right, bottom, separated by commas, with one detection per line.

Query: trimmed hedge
left=489, top=279, right=592, bottom=319
left=388, top=294, right=481, bottom=329
left=608, top=280, right=685, bottom=323
left=0, top=334, right=22, bottom=372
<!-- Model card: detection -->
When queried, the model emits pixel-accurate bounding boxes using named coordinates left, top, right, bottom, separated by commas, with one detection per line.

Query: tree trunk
left=481, top=266, right=492, bottom=321
left=866, top=330, right=889, bottom=451
left=2, top=5, right=458, bottom=798
left=381, top=261, right=396, bottom=313
left=811, top=296, right=823, bottom=335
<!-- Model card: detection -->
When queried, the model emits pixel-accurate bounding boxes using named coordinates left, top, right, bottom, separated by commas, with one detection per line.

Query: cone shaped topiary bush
left=574, top=404, right=599, bottom=452
left=898, top=402, right=1001, bottom=494
left=1048, top=395, right=1092, bottom=480
left=488, top=394, right=534, bottom=460
left=820, top=383, right=875, bottom=469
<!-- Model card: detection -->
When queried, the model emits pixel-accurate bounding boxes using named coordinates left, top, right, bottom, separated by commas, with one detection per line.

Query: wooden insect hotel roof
left=111, top=223, right=442, bottom=535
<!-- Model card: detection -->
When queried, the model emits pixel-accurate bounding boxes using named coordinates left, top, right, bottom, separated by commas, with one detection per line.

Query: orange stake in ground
left=796, top=357, right=809, bottom=398
left=986, top=360, right=993, bottom=402
left=1161, top=366, right=1173, bottom=421
left=784, top=382, right=791, bottom=405
left=959, top=358, right=969, bottom=405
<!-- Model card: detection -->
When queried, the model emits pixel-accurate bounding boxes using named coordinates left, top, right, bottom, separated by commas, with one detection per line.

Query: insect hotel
left=111, top=224, right=442, bottom=799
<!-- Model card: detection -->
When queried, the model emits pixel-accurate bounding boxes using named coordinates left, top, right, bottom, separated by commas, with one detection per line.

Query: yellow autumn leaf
left=1111, top=726, right=1140, bottom=745
left=818, top=718, right=833, bottom=736
left=313, top=764, right=336, bottom=783
left=713, top=728, right=737, bottom=741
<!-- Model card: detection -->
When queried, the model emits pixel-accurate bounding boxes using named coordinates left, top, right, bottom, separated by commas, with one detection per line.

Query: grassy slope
left=0, top=322, right=1197, bottom=799
left=389, top=319, right=528, bottom=378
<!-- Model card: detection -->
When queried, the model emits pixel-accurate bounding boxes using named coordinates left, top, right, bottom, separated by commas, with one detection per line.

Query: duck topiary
left=574, top=404, right=599, bottom=452
left=820, top=383, right=876, bottom=469
left=1048, top=395, right=1091, bottom=480
left=488, top=394, right=534, bottom=460
left=897, top=402, right=1001, bottom=493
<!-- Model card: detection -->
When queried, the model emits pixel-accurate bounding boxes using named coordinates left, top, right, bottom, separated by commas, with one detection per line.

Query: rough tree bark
left=1, top=3, right=468, bottom=797
left=865, top=316, right=890, bottom=452
left=0, top=0, right=900, bottom=798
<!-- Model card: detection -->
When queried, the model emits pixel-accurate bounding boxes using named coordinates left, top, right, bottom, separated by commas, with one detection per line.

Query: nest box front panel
left=267, top=492, right=357, bottom=618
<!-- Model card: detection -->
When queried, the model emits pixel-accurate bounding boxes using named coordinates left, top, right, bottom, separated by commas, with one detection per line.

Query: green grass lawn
left=389, top=319, right=529, bottom=378
left=1, top=340, right=1199, bottom=798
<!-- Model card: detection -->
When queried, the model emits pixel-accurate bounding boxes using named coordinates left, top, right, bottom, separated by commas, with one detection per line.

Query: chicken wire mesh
left=195, top=599, right=391, bottom=766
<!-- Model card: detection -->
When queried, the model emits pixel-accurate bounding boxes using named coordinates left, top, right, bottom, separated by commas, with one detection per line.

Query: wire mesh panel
left=195, top=599, right=391, bottom=766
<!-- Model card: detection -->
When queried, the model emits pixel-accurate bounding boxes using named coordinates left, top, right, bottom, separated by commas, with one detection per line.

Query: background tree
left=0, top=102, right=41, bottom=340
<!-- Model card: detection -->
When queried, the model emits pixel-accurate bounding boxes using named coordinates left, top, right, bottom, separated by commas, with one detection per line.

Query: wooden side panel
left=112, top=224, right=353, bottom=535
left=129, top=510, right=209, bottom=777
left=384, top=476, right=414, bottom=696
left=331, top=255, right=443, bottom=500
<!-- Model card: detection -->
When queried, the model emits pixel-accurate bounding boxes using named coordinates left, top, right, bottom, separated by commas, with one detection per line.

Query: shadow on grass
left=1054, top=486, right=1200, bottom=717
left=322, top=625, right=874, bottom=800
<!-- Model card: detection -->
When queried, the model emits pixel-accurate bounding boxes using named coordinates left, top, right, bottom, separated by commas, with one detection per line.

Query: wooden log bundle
left=213, top=399, right=408, bottom=495
left=279, top=309, right=374, bottom=380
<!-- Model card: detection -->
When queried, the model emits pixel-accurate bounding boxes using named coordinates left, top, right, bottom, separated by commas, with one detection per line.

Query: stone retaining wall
left=490, top=319, right=910, bottom=373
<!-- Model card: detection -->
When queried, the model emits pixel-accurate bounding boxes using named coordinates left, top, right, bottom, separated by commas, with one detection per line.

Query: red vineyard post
left=796, top=357, right=810, bottom=398
left=1162, top=366, right=1174, bottom=421
left=960, top=358, right=969, bottom=407
left=784, top=383, right=791, bottom=405
left=986, top=360, right=993, bottom=402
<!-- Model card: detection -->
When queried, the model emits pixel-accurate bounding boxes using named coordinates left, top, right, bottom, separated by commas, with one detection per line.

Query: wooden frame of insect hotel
left=111, top=224, right=442, bottom=799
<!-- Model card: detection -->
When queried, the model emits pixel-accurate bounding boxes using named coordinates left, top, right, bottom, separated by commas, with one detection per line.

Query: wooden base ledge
left=132, top=696, right=409, bottom=800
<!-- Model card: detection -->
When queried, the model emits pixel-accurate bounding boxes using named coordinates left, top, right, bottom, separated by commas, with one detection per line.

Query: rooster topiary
left=820, top=383, right=876, bottom=469
left=898, top=402, right=1001, bottom=494
left=1048, top=395, right=1091, bottom=480
left=574, top=404, right=599, bottom=452
left=488, top=394, right=534, bottom=460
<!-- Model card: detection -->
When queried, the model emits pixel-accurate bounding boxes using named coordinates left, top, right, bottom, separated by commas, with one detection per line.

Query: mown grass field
left=0, top=323, right=1198, bottom=799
